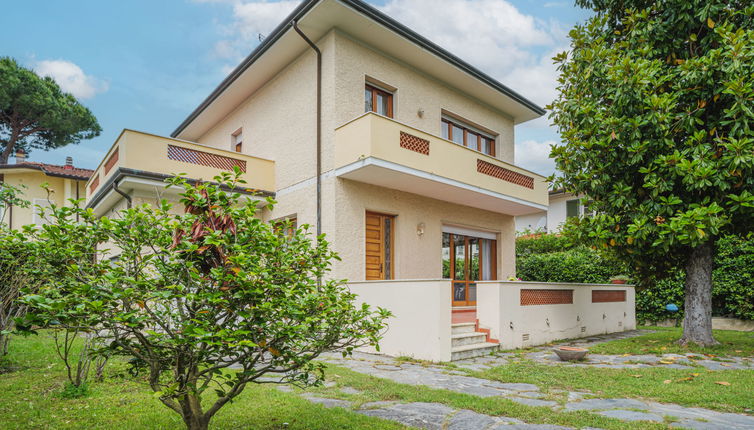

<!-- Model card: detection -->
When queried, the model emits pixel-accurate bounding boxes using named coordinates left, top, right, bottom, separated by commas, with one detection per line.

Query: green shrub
left=713, top=235, right=754, bottom=321
left=517, top=247, right=627, bottom=284
left=516, top=233, right=754, bottom=322
left=516, top=232, right=575, bottom=258
left=635, top=272, right=685, bottom=324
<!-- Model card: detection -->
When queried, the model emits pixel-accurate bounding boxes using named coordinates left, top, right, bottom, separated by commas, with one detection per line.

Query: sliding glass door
left=442, top=232, right=497, bottom=306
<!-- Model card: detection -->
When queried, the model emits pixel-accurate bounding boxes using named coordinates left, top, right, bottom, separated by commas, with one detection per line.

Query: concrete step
left=451, top=332, right=488, bottom=347
left=451, top=342, right=499, bottom=361
left=451, top=322, right=477, bottom=335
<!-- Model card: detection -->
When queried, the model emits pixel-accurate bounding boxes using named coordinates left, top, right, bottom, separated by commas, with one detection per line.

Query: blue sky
left=1, top=0, right=591, bottom=175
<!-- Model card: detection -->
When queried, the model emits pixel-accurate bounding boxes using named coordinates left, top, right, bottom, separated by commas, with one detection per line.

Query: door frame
left=446, top=232, right=497, bottom=307
left=365, top=211, right=395, bottom=280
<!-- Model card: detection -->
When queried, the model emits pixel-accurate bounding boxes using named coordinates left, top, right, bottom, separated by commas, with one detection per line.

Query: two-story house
left=84, top=0, right=635, bottom=361
left=1, top=151, right=92, bottom=228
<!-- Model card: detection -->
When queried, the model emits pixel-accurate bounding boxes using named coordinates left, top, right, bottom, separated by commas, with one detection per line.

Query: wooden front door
left=442, top=232, right=497, bottom=307
left=365, top=211, right=394, bottom=280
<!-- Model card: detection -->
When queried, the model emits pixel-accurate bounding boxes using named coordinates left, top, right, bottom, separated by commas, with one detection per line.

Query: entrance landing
left=451, top=307, right=476, bottom=324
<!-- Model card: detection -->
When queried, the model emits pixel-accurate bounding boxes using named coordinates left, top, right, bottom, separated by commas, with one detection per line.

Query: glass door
left=442, top=232, right=497, bottom=307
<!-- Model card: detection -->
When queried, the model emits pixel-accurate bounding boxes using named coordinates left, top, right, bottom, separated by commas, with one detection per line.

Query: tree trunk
left=679, top=241, right=718, bottom=346
left=180, top=394, right=209, bottom=430
left=181, top=414, right=209, bottom=430
left=0, top=333, right=9, bottom=356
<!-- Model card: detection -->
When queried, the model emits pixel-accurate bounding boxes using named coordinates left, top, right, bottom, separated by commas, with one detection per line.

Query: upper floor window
left=441, top=117, right=495, bottom=157
left=232, top=128, right=243, bottom=153
left=365, top=84, right=393, bottom=118
left=566, top=199, right=579, bottom=218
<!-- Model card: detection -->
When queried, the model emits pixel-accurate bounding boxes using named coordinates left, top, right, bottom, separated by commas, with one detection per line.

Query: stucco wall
left=477, top=281, right=636, bottom=350
left=348, top=279, right=452, bottom=362
left=515, top=210, right=546, bottom=233
left=331, top=178, right=516, bottom=281
left=1, top=170, right=85, bottom=229
left=195, top=32, right=335, bottom=191
left=333, top=31, right=516, bottom=164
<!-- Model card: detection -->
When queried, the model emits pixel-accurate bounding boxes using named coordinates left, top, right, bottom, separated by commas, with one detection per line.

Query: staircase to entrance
left=451, top=308, right=498, bottom=360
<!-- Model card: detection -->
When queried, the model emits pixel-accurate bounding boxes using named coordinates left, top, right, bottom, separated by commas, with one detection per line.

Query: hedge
left=516, top=246, right=627, bottom=284
left=516, top=233, right=754, bottom=322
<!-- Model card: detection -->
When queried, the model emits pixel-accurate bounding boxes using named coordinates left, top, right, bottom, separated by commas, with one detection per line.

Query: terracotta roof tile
left=0, top=162, right=94, bottom=180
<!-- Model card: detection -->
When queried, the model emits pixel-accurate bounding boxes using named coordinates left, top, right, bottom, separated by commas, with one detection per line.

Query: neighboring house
left=84, top=0, right=635, bottom=361
left=0, top=151, right=92, bottom=229
left=515, top=190, right=589, bottom=233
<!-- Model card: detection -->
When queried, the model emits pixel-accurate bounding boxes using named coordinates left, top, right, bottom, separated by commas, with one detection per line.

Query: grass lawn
left=1, top=332, right=680, bottom=430
left=0, top=334, right=404, bottom=430
left=470, top=358, right=754, bottom=414
left=309, top=364, right=670, bottom=430
left=589, top=326, right=754, bottom=357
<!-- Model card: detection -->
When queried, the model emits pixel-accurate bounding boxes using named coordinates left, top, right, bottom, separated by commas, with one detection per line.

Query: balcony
left=86, top=129, right=275, bottom=214
left=334, top=113, right=547, bottom=215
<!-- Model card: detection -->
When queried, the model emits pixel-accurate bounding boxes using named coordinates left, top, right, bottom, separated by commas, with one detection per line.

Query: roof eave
left=171, top=0, right=545, bottom=138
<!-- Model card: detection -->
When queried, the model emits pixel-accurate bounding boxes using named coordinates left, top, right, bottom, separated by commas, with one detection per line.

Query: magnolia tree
left=550, top=1, right=754, bottom=345
left=20, top=171, right=390, bottom=430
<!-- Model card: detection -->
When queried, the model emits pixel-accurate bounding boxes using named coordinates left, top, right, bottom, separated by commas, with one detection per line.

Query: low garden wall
left=477, top=281, right=636, bottom=350
left=348, top=279, right=452, bottom=362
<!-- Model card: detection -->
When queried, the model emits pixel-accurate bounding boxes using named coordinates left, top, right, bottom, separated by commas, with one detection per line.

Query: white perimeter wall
left=348, top=279, right=452, bottom=362
left=477, top=281, right=636, bottom=350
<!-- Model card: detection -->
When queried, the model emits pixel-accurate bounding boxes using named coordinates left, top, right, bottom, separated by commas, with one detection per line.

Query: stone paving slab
left=318, top=351, right=754, bottom=429
left=564, top=398, right=650, bottom=411
left=597, top=409, right=664, bottom=422
left=357, top=402, right=453, bottom=430
left=452, top=329, right=752, bottom=372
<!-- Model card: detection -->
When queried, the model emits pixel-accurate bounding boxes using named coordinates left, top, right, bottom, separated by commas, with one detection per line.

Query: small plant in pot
left=610, top=275, right=630, bottom=285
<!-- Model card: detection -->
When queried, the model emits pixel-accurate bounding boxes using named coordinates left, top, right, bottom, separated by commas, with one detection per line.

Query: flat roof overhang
left=335, top=157, right=547, bottom=216
left=86, top=168, right=274, bottom=216
left=172, top=0, right=545, bottom=141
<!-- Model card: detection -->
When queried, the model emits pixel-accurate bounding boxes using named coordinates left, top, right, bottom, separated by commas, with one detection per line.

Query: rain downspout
left=112, top=182, right=132, bottom=209
left=291, top=20, right=322, bottom=240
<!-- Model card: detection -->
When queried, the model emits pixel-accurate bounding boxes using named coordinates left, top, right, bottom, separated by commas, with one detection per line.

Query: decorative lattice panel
left=104, top=148, right=119, bottom=175
left=520, top=289, right=573, bottom=306
left=477, top=159, right=534, bottom=189
left=592, top=290, right=626, bottom=303
left=89, top=175, right=100, bottom=194
left=167, top=145, right=247, bottom=173
left=399, top=131, right=430, bottom=155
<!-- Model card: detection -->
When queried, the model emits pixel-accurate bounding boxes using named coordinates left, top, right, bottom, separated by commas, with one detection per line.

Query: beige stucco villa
left=83, top=0, right=635, bottom=361
left=0, top=151, right=92, bottom=229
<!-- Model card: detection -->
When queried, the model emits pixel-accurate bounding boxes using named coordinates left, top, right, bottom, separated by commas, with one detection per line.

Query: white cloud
left=380, top=0, right=553, bottom=74
left=208, top=0, right=298, bottom=62
left=34, top=59, right=108, bottom=99
left=515, top=139, right=556, bottom=176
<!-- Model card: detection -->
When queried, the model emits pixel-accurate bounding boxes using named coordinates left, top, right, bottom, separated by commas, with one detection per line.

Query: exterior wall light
left=416, top=222, right=425, bottom=236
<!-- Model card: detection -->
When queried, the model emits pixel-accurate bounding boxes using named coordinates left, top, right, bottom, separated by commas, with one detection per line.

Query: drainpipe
left=76, top=180, right=80, bottom=223
left=292, top=20, right=322, bottom=240
left=112, top=182, right=132, bottom=209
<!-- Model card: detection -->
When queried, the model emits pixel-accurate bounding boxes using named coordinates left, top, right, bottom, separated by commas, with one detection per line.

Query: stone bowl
left=553, top=346, right=588, bottom=361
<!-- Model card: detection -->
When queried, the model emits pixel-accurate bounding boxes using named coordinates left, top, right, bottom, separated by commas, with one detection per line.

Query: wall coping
left=348, top=279, right=448, bottom=285
left=477, top=280, right=635, bottom=288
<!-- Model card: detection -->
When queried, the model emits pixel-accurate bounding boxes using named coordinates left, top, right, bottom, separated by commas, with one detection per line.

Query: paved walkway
left=300, top=349, right=754, bottom=430
left=454, top=330, right=753, bottom=372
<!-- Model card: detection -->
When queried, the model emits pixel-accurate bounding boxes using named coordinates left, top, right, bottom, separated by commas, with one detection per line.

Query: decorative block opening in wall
left=89, top=175, right=100, bottom=194
left=476, top=159, right=534, bottom=189
left=104, top=148, right=119, bottom=175
left=592, top=290, right=626, bottom=303
left=167, top=145, right=247, bottom=173
left=520, top=289, right=574, bottom=306
left=399, top=131, right=430, bottom=155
